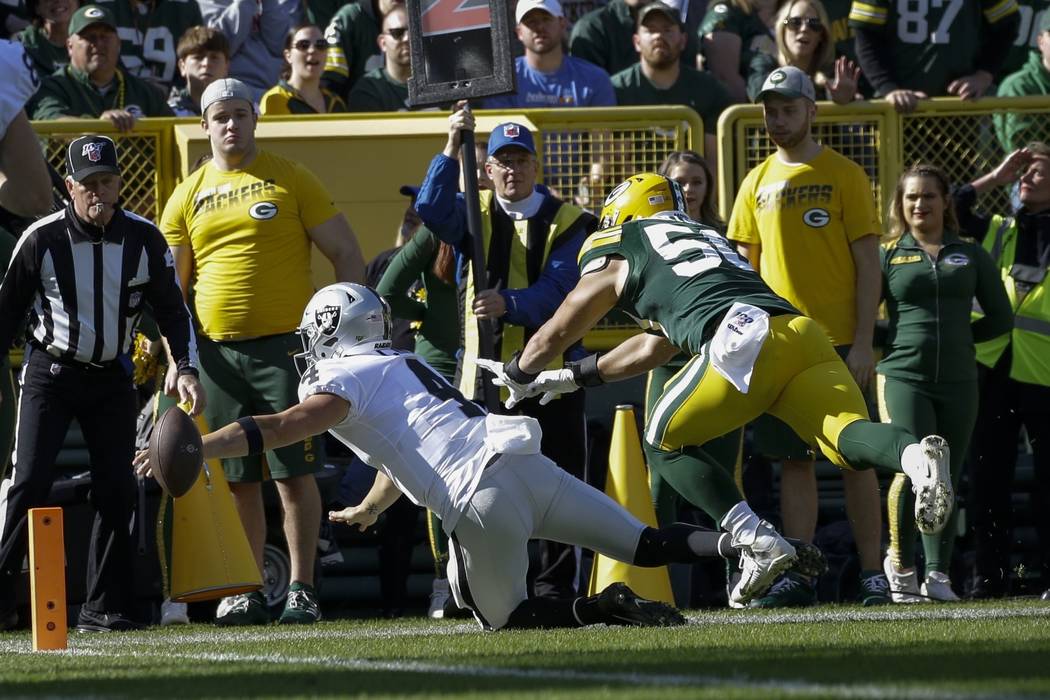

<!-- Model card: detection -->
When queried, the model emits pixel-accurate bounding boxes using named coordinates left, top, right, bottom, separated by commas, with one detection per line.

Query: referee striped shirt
left=0, top=203, right=198, bottom=372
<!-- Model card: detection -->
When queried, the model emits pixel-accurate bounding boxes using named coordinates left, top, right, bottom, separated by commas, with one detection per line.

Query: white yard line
left=3, top=645, right=1027, bottom=700
left=1, top=604, right=1046, bottom=653
left=684, top=604, right=1050, bottom=626
left=1, top=605, right=1046, bottom=699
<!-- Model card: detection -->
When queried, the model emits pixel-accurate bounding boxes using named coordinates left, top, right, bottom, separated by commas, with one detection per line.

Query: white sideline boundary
left=3, top=645, right=1032, bottom=700
left=0, top=605, right=1046, bottom=699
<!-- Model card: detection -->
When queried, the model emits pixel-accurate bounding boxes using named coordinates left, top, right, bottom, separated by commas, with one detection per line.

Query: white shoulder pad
left=297, top=358, right=362, bottom=421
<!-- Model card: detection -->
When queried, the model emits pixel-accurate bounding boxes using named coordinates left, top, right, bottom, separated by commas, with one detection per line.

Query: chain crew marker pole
left=29, top=507, right=66, bottom=650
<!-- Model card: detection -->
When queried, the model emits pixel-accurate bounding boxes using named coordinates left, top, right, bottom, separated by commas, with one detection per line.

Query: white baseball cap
left=200, top=78, right=256, bottom=117
left=515, top=0, right=563, bottom=24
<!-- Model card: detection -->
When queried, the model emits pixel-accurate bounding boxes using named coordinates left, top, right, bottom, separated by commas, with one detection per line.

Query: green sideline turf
left=1, top=601, right=1048, bottom=699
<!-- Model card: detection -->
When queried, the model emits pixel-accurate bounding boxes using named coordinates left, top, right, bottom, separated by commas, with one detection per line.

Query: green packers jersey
left=823, top=0, right=857, bottom=62
left=322, top=2, right=380, bottom=99
left=1002, top=0, right=1050, bottom=78
left=578, top=214, right=798, bottom=356
left=848, top=0, right=1019, bottom=95
left=98, top=0, right=204, bottom=87
left=698, top=1, right=775, bottom=77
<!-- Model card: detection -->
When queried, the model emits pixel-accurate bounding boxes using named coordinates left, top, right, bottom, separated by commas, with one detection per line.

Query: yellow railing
left=32, top=118, right=180, bottom=223
left=32, top=107, right=703, bottom=352
left=717, top=95, right=1050, bottom=224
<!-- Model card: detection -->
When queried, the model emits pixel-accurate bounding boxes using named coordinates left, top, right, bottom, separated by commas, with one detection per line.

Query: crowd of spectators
left=0, top=0, right=1039, bottom=131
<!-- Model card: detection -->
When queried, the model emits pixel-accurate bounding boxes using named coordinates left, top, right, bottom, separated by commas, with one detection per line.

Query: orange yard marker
left=28, top=507, right=66, bottom=651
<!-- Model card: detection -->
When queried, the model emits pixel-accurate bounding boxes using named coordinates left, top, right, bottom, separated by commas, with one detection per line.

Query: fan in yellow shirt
left=728, top=145, right=879, bottom=345
left=159, top=78, right=364, bottom=628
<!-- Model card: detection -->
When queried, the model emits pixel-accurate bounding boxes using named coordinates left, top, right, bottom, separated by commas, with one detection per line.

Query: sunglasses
left=293, top=39, right=328, bottom=51
left=384, top=27, right=409, bottom=40
left=784, top=16, right=823, bottom=30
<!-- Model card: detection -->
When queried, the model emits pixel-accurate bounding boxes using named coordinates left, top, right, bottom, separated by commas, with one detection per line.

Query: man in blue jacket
left=415, top=102, right=597, bottom=601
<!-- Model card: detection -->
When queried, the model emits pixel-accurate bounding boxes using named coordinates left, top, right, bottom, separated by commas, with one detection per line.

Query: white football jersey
left=298, top=351, right=492, bottom=533
left=0, top=40, right=39, bottom=137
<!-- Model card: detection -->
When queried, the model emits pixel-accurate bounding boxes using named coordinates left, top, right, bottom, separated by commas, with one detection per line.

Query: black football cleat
left=787, top=539, right=828, bottom=578
left=596, top=583, right=686, bottom=627
left=76, top=609, right=144, bottom=633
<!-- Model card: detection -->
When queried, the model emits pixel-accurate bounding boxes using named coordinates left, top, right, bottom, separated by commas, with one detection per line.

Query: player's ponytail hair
left=888, top=163, right=960, bottom=241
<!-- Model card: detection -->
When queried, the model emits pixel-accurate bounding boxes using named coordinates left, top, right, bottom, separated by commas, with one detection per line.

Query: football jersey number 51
left=643, top=223, right=752, bottom=278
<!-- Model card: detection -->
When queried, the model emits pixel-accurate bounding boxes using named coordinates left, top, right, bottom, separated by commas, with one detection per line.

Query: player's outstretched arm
left=517, top=260, right=624, bottom=375
left=329, top=471, right=402, bottom=531
left=202, top=393, right=349, bottom=460
left=595, top=333, right=680, bottom=383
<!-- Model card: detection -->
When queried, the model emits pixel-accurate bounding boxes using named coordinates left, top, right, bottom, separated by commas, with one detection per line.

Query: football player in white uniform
left=0, top=39, right=52, bottom=221
left=139, top=282, right=821, bottom=630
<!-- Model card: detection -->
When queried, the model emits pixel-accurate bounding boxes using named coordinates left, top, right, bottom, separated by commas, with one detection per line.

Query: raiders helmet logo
left=82, top=142, right=105, bottom=162
left=315, top=304, right=341, bottom=334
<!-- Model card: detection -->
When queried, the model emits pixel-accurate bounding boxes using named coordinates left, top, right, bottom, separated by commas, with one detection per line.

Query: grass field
left=1, top=600, right=1049, bottom=699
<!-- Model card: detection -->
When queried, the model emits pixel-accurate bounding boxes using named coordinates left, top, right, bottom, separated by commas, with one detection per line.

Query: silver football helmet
left=295, top=283, right=392, bottom=374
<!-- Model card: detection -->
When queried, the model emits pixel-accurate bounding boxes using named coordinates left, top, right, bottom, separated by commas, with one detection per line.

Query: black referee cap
left=66, top=135, right=120, bottom=182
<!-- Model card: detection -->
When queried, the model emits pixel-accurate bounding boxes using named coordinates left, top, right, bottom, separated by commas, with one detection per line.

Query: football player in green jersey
left=480, top=172, right=956, bottom=607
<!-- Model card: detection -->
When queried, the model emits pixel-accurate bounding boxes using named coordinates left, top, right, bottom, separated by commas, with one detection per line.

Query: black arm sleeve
left=975, top=12, right=1021, bottom=78
left=0, top=231, right=40, bottom=352
left=853, top=25, right=898, bottom=96
left=951, top=184, right=993, bottom=241
left=142, top=227, right=198, bottom=374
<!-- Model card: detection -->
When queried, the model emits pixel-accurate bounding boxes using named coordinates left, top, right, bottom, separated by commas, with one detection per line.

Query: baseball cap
left=487, top=122, right=536, bottom=156
left=200, top=78, right=255, bottom=117
left=66, top=135, right=120, bottom=182
left=637, top=1, right=683, bottom=26
left=515, top=0, right=563, bottom=24
left=757, top=66, right=816, bottom=103
left=68, top=5, right=117, bottom=35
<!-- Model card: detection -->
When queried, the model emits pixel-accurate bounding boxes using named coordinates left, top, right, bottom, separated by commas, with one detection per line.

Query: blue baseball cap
left=487, top=122, right=536, bottom=157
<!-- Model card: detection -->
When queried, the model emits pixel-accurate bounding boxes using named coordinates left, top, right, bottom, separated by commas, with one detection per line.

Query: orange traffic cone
left=587, top=404, right=674, bottom=604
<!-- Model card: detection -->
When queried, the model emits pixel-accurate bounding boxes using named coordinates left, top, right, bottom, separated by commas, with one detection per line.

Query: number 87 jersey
left=577, top=212, right=799, bottom=357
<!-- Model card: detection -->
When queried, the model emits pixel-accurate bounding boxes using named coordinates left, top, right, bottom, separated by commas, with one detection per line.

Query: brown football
left=148, top=407, right=204, bottom=498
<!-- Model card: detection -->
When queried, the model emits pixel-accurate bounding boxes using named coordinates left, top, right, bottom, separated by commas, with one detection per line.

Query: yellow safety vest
left=974, top=215, right=1050, bottom=386
left=459, top=190, right=587, bottom=400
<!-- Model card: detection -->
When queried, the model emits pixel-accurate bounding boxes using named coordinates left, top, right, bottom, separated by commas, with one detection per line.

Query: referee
left=0, top=135, right=204, bottom=632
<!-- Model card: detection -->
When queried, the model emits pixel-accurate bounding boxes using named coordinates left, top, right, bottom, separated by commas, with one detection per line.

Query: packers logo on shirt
left=803, top=207, right=829, bottom=228
left=944, top=253, right=970, bottom=266
left=249, top=201, right=278, bottom=220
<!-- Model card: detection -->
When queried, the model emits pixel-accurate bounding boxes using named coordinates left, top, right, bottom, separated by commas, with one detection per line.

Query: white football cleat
left=730, top=520, right=797, bottom=607
left=882, top=555, right=923, bottom=604
left=901, top=436, right=953, bottom=535
left=921, top=571, right=960, bottom=602
left=160, top=598, right=189, bottom=626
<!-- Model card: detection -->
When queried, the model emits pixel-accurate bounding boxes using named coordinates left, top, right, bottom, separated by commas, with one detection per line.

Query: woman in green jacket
left=375, top=192, right=461, bottom=618
left=879, top=164, right=1013, bottom=602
